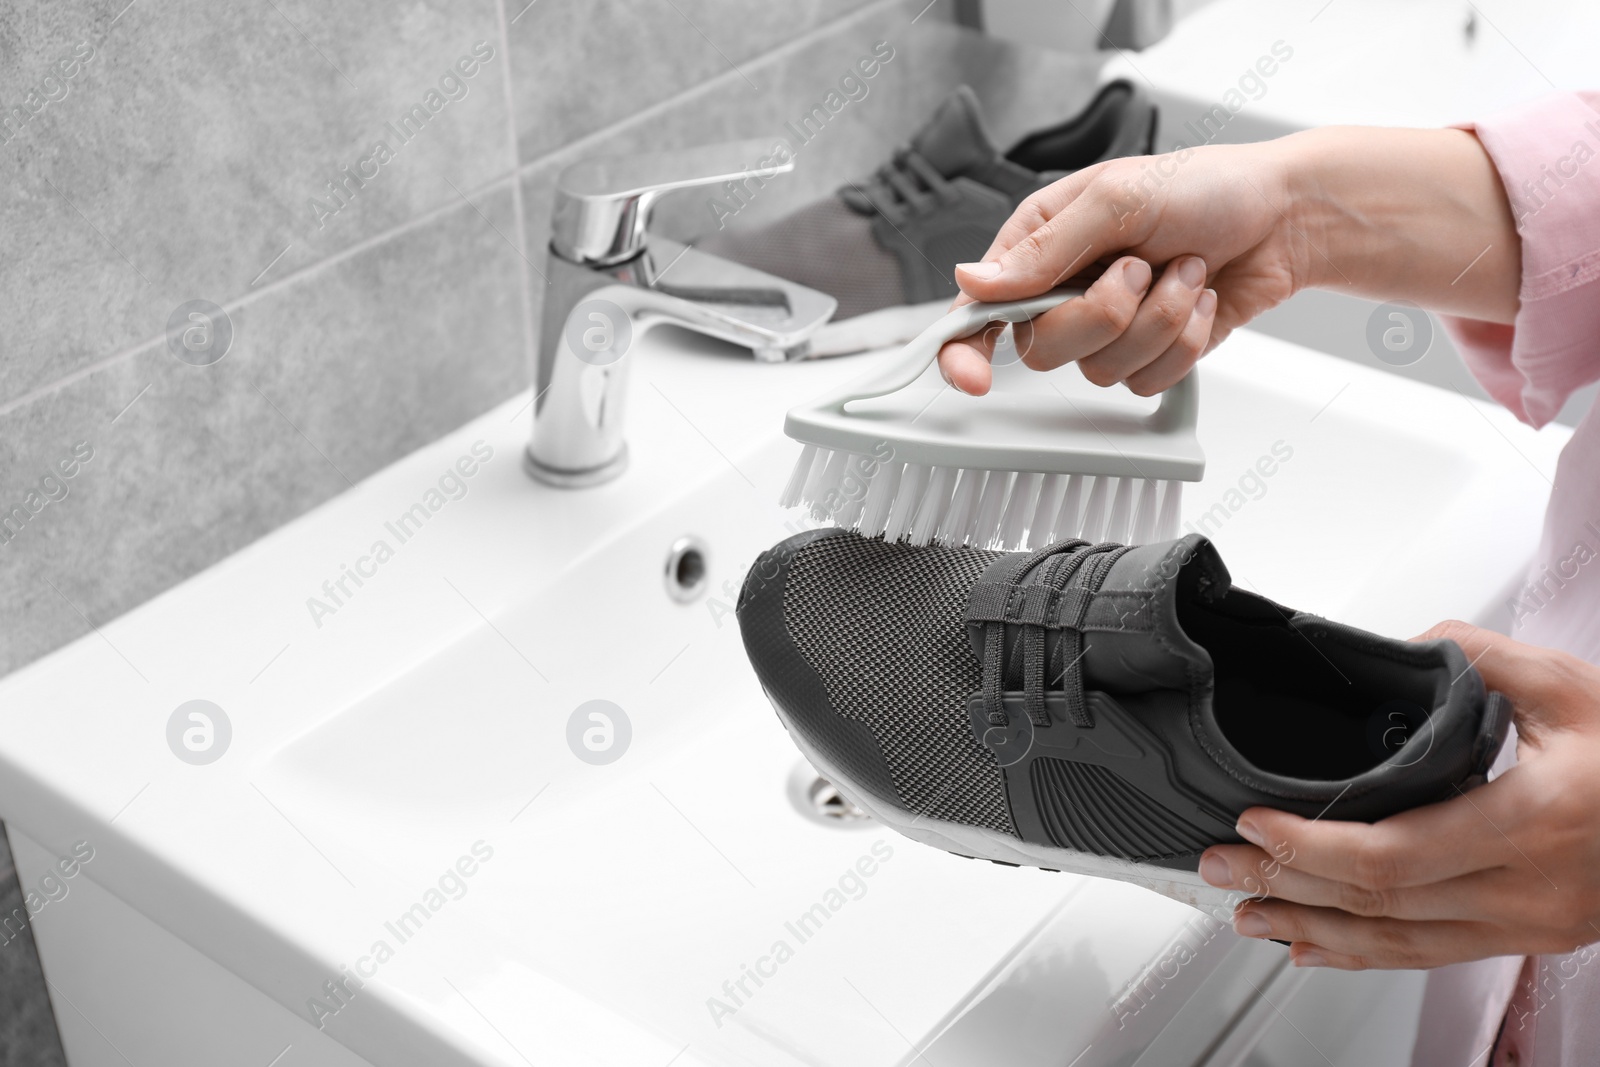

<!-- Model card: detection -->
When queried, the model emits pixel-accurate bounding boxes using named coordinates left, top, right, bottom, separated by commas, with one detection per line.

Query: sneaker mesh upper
left=782, top=534, right=1014, bottom=834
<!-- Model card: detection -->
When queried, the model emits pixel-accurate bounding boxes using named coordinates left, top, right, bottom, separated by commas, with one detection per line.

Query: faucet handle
left=550, top=139, right=794, bottom=267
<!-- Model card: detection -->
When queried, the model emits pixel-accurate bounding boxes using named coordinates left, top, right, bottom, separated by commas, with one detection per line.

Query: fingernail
left=1235, top=818, right=1265, bottom=847
left=957, top=261, right=1001, bottom=280
left=1234, top=911, right=1272, bottom=938
left=1178, top=256, right=1207, bottom=289
left=1196, top=288, right=1217, bottom=316
left=1123, top=258, right=1153, bottom=293
left=1199, top=854, right=1232, bottom=887
left=1294, top=950, right=1327, bottom=968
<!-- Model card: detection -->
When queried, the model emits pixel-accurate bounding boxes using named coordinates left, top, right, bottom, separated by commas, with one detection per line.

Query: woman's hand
left=1198, top=620, right=1600, bottom=970
left=938, top=127, right=1521, bottom=397
left=939, top=139, right=1306, bottom=396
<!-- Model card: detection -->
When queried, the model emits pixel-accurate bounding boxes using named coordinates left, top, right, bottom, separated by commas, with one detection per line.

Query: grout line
left=0, top=171, right=521, bottom=421
left=493, top=0, right=542, bottom=400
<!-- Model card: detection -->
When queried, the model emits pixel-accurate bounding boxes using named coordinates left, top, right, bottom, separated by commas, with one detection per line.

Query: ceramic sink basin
left=0, top=323, right=1569, bottom=1067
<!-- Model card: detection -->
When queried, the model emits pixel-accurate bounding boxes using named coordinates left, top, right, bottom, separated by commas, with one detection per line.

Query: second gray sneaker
left=700, top=80, right=1155, bottom=354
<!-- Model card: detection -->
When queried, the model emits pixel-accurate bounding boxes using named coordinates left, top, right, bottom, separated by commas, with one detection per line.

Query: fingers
left=1411, top=620, right=1528, bottom=696
left=1074, top=256, right=1211, bottom=388
left=938, top=255, right=1153, bottom=396
left=937, top=257, right=1217, bottom=395
left=1199, top=843, right=1520, bottom=922
left=939, top=336, right=999, bottom=396
left=1232, top=785, right=1521, bottom=890
left=1010, top=256, right=1153, bottom=371
left=1124, top=288, right=1216, bottom=396
left=965, top=169, right=1100, bottom=274
left=953, top=221, right=1099, bottom=303
left=951, top=165, right=1150, bottom=303
left=1228, top=901, right=1504, bottom=970
left=1414, top=619, right=1593, bottom=724
left=933, top=158, right=1195, bottom=393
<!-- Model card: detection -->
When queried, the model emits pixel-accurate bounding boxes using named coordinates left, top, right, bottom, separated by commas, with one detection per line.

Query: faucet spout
left=524, top=141, right=837, bottom=489
left=524, top=237, right=835, bottom=488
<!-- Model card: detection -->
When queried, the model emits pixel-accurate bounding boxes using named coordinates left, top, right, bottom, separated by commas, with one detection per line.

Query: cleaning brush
left=779, top=289, right=1204, bottom=550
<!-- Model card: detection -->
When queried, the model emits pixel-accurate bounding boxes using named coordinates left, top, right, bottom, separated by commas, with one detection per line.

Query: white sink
left=0, top=325, right=1568, bottom=1067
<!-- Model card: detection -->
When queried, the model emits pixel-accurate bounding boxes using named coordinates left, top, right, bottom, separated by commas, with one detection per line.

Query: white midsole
left=777, top=709, right=1251, bottom=921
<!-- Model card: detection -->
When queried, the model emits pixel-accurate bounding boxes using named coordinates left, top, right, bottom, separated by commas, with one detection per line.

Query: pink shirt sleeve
left=1442, top=91, right=1600, bottom=427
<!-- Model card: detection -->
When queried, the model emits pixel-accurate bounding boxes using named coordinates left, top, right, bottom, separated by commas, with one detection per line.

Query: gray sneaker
left=737, top=529, right=1511, bottom=912
left=700, top=80, right=1156, bottom=354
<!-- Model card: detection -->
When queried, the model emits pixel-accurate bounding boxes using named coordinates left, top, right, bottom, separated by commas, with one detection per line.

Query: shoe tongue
left=909, top=85, right=1001, bottom=178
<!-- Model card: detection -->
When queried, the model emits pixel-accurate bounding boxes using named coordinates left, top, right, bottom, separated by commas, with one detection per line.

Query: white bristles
left=970, top=471, right=1012, bottom=548
left=1027, top=474, right=1066, bottom=548
left=1130, top=477, right=1161, bottom=544
left=799, top=446, right=836, bottom=509
left=935, top=469, right=984, bottom=547
left=1103, top=476, right=1135, bottom=544
left=856, top=460, right=903, bottom=537
left=906, top=465, right=957, bottom=546
left=783, top=447, right=1190, bottom=550
left=779, top=443, right=819, bottom=508
left=1051, top=475, right=1085, bottom=545
left=807, top=449, right=851, bottom=520
left=882, top=463, right=929, bottom=543
left=1154, top=479, right=1183, bottom=542
left=996, top=472, right=1038, bottom=550
left=1079, top=476, right=1110, bottom=542
left=833, top=457, right=869, bottom=529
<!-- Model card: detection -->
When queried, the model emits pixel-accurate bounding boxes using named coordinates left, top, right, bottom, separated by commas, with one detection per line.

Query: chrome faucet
left=523, top=140, right=838, bottom=488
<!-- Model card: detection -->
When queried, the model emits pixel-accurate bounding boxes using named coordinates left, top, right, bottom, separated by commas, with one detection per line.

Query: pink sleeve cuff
left=1441, top=91, right=1600, bottom=427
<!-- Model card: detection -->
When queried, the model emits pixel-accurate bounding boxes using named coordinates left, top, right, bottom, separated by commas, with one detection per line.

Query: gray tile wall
left=1, top=0, right=1103, bottom=1057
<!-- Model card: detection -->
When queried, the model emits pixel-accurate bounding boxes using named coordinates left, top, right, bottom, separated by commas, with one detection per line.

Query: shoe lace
left=970, top=540, right=1134, bottom=732
left=853, top=148, right=959, bottom=223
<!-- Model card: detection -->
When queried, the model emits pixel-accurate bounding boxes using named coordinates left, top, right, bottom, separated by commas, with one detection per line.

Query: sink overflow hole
left=664, top=537, right=709, bottom=604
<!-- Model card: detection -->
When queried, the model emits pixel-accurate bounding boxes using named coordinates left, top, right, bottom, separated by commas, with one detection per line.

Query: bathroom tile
left=506, top=0, right=862, bottom=162
left=0, top=828, right=68, bottom=1067
left=0, top=0, right=512, bottom=407
left=0, top=186, right=525, bottom=677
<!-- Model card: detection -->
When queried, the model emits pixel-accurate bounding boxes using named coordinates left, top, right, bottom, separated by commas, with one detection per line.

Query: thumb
left=1412, top=619, right=1586, bottom=736
left=952, top=174, right=1135, bottom=302
left=954, top=224, right=1108, bottom=303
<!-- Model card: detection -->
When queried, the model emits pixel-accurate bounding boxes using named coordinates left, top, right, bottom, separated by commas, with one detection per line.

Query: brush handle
left=822, top=288, right=1198, bottom=431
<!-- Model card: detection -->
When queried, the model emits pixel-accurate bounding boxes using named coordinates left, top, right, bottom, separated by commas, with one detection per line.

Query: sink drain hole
left=787, top=761, right=872, bottom=827
left=808, top=777, right=869, bottom=822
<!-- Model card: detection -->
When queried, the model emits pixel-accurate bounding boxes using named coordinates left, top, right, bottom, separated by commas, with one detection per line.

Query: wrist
left=1271, top=127, right=1378, bottom=295
left=1269, top=126, right=1521, bottom=321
